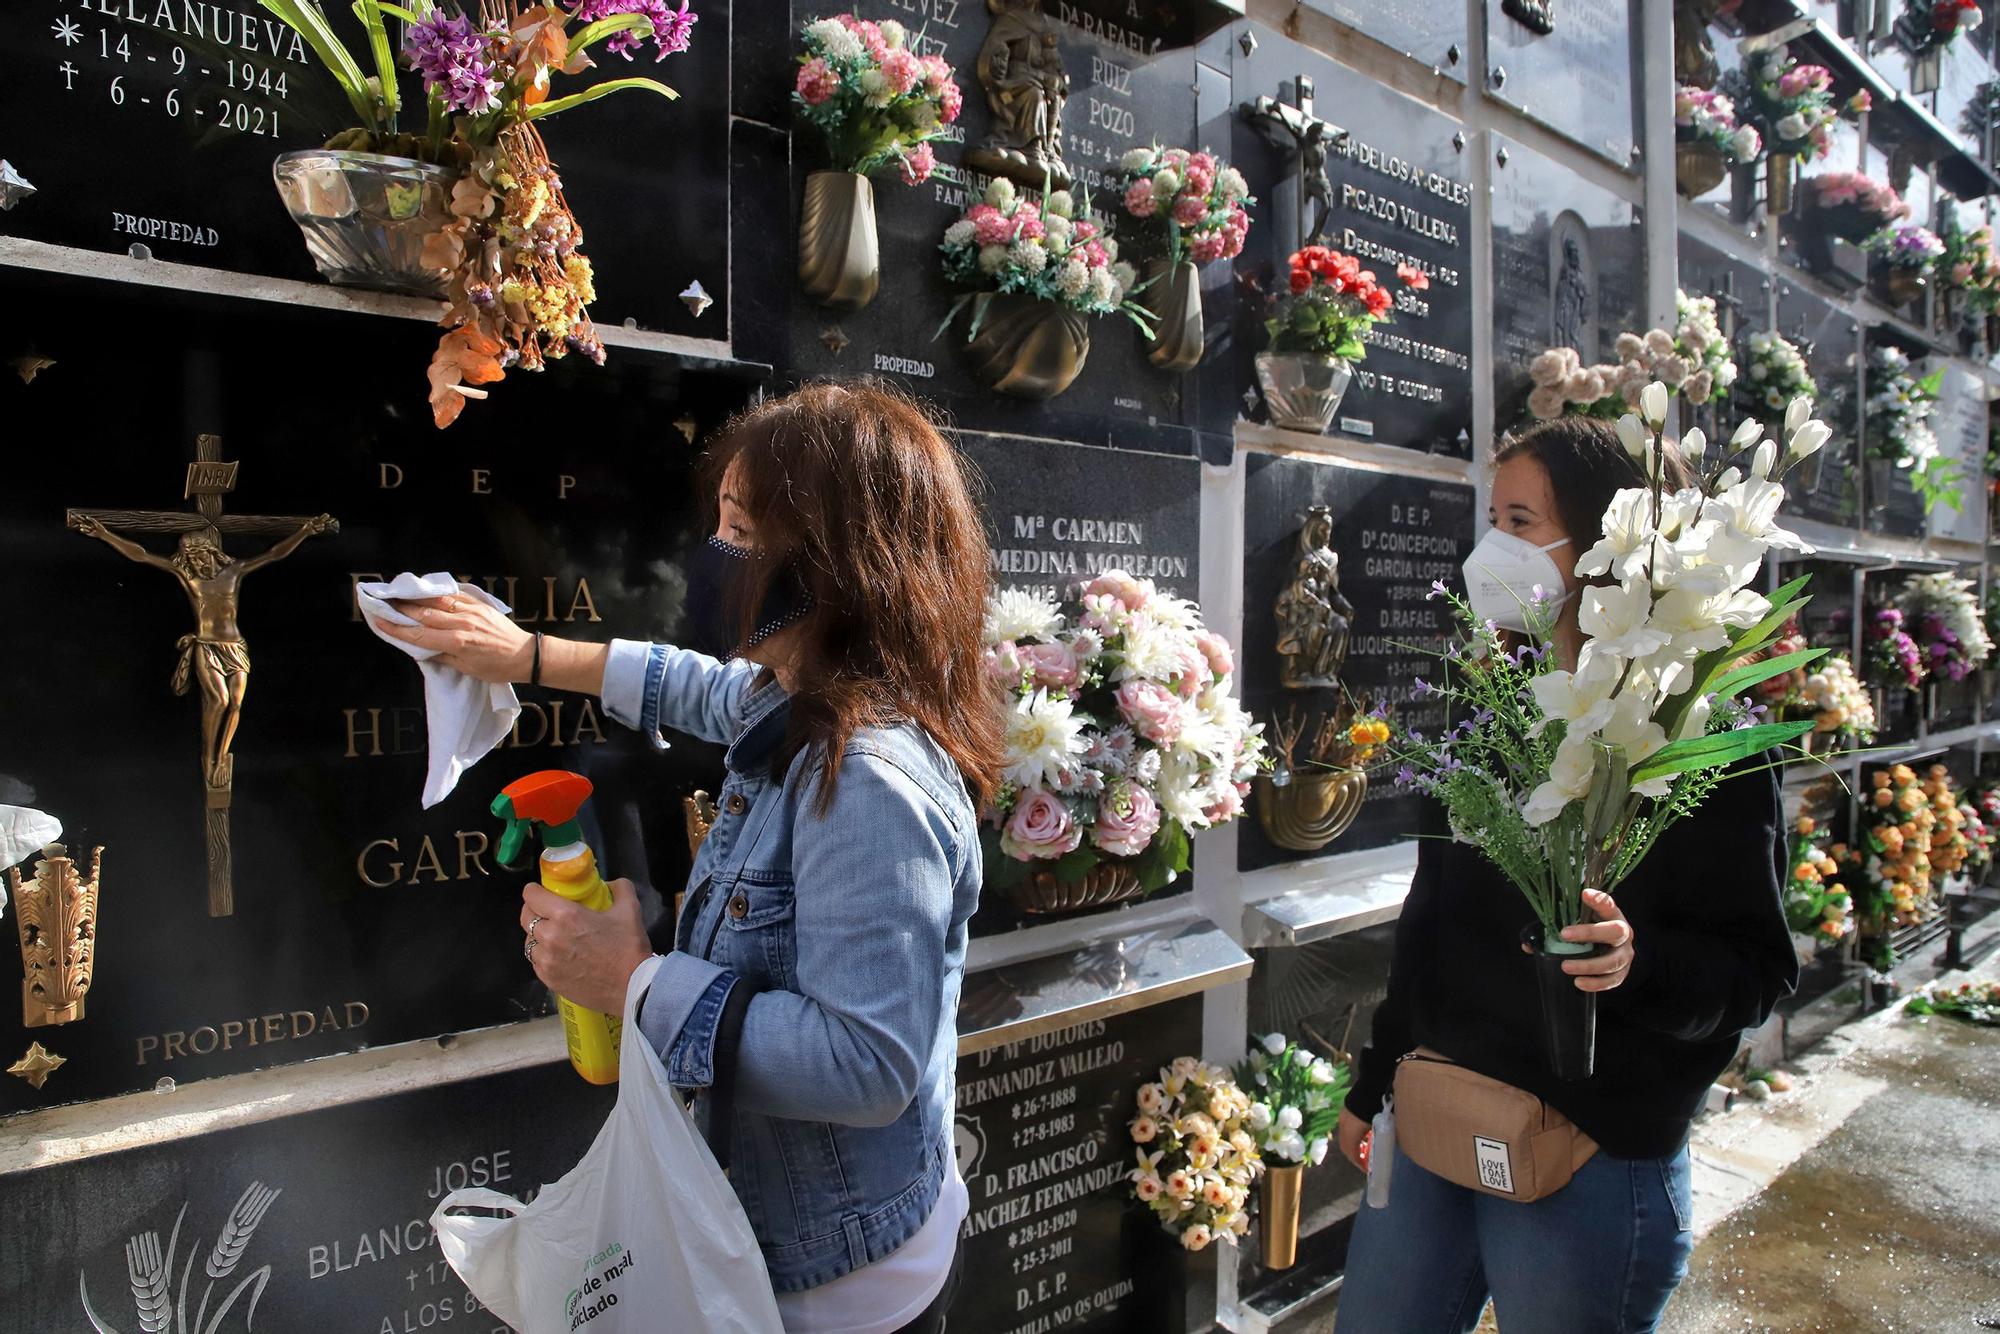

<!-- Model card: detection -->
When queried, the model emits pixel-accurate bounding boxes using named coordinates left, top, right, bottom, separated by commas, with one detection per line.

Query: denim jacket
left=600, top=640, right=980, bottom=1293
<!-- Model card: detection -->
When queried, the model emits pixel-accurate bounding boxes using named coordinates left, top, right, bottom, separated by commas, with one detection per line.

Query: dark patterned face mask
left=684, top=536, right=813, bottom=661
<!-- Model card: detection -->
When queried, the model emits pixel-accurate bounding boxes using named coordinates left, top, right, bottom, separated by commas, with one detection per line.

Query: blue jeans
left=1335, top=1144, right=1694, bottom=1333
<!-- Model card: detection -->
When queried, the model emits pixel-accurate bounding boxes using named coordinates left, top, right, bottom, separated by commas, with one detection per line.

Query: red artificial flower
left=1363, top=286, right=1392, bottom=317
left=1289, top=268, right=1313, bottom=294
left=1396, top=262, right=1431, bottom=291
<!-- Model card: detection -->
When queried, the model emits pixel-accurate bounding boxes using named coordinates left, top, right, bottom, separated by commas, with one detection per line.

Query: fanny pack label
left=1474, top=1136, right=1515, bottom=1195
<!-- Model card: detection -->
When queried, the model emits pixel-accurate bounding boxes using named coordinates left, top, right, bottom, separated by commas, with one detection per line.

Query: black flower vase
left=1530, top=927, right=1605, bottom=1081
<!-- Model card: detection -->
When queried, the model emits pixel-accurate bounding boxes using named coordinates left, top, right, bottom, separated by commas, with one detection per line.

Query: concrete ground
left=1283, top=932, right=2000, bottom=1334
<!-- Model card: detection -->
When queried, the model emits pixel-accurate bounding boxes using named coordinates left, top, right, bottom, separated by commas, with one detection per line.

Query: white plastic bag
left=433, top=957, right=784, bottom=1334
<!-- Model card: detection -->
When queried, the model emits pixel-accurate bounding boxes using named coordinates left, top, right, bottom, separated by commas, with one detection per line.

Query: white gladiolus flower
left=1598, top=691, right=1667, bottom=763
left=1615, top=414, right=1648, bottom=459
left=985, top=586, right=1063, bottom=642
left=1787, top=419, right=1831, bottom=460
left=1309, top=1060, right=1336, bottom=1084
left=1731, top=417, right=1763, bottom=451
left=1640, top=381, right=1669, bottom=429
left=1749, top=439, right=1778, bottom=480
left=1682, top=427, right=1707, bottom=469
left=1579, top=579, right=1672, bottom=661
left=1575, top=487, right=1656, bottom=580
left=1530, top=655, right=1622, bottom=739
left=1003, top=691, right=1089, bottom=788
left=1262, top=1031, right=1287, bottom=1055
left=1524, top=735, right=1598, bottom=825
left=1646, top=587, right=1737, bottom=657
left=1785, top=396, right=1811, bottom=435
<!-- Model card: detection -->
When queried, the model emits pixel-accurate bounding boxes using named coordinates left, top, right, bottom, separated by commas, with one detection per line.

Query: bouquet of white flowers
left=1389, top=384, right=1828, bottom=1075
left=981, top=572, right=1265, bottom=911
left=1234, top=1034, right=1352, bottom=1167
left=1126, top=1058, right=1263, bottom=1251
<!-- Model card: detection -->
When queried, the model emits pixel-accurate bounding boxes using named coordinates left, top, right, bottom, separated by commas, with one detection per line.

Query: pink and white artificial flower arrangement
left=1127, top=1057, right=1263, bottom=1251
left=792, top=14, right=961, bottom=185
left=1105, top=144, right=1254, bottom=267
left=939, top=178, right=1152, bottom=324
left=980, top=572, right=1265, bottom=898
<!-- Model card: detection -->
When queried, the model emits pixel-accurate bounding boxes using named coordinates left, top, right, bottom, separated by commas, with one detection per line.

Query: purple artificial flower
left=1429, top=579, right=1449, bottom=600
left=1395, top=765, right=1419, bottom=789
left=1413, top=677, right=1433, bottom=698
left=1472, top=707, right=1496, bottom=728
left=405, top=12, right=502, bottom=114
left=568, top=0, right=698, bottom=60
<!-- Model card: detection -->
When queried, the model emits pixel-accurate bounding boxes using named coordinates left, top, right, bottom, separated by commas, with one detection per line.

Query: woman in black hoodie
left=1332, top=417, right=1797, bottom=1333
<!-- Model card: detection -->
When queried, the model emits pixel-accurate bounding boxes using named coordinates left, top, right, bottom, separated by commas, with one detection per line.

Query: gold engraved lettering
left=350, top=572, right=386, bottom=622
left=379, top=463, right=404, bottom=490
left=471, top=468, right=492, bottom=495
left=409, top=836, right=449, bottom=884
left=455, top=831, right=492, bottom=880
left=358, top=838, right=403, bottom=888
left=558, top=474, right=577, bottom=500
left=567, top=577, right=601, bottom=624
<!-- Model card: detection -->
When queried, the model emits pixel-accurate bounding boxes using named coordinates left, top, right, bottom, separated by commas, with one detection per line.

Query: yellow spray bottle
left=493, top=770, right=622, bottom=1085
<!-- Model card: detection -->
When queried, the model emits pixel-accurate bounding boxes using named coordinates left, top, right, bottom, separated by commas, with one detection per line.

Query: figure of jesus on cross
left=68, top=434, right=337, bottom=916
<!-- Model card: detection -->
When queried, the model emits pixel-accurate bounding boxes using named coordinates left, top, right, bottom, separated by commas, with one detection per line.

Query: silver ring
left=523, top=915, right=544, bottom=961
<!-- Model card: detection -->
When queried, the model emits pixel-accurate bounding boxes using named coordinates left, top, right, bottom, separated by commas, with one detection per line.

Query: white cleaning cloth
left=358, top=573, right=522, bottom=809
left=0, top=805, right=61, bottom=873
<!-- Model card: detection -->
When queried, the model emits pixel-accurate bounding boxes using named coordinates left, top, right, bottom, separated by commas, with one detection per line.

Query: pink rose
left=880, top=46, right=920, bottom=96
left=1202, top=784, right=1243, bottom=824
left=900, top=141, right=935, bottom=186
left=1116, top=679, right=1184, bottom=745
left=1778, top=68, right=1810, bottom=97
left=796, top=57, right=838, bottom=106
left=1172, top=195, right=1208, bottom=227
left=1086, top=570, right=1151, bottom=609
left=986, top=640, right=1024, bottom=682
left=1019, top=640, right=1081, bottom=689
left=1194, top=630, right=1234, bottom=679
left=1001, top=787, right=1083, bottom=860
left=1124, top=180, right=1157, bottom=218
left=1093, top=782, right=1162, bottom=857
left=1172, top=642, right=1210, bottom=700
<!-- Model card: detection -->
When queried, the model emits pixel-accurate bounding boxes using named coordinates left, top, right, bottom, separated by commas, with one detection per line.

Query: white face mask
left=1461, top=529, right=1571, bottom=632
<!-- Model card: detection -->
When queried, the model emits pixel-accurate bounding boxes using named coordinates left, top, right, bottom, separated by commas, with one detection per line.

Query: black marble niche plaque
left=1491, top=135, right=1642, bottom=431
left=1297, top=0, right=1468, bottom=81
left=1774, top=281, right=1863, bottom=528
left=949, top=995, right=1202, bottom=1334
left=0, top=277, right=748, bottom=1113
left=1238, top=454, right=1475, bottom=871
left=1225, top=28, right=1474, bottom=455
left=0, top=1, right=730, bottom=340
left=777, top=1, right=1215, bottom=451
left=0, top=1060, right=615, bottom=1330
left=962, top=434, right=1201, bottom=934
left=1483, top=0, right=1637, bottom=168
left=1928, top=362, right=1989, bottom=545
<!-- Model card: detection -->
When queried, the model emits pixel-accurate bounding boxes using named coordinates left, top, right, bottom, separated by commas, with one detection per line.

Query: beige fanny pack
left=1390, top=1047, right=1598, bottom=1202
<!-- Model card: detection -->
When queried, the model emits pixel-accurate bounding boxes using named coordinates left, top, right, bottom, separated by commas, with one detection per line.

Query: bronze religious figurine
left=1242, top=79, right=1346, bottom=248
left=1274, top=506, right=1356, bottom=690
left=1674, top=0, right=1724, bottom=87
left=68, top=434, right=338, bottom=917
left=9, top=843, right=102, bottom=1028
left=963, top=0, right=1074, bottom=191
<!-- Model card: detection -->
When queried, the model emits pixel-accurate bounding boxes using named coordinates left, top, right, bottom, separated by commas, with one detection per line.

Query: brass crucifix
left=68, top=434, right=337, bottom=917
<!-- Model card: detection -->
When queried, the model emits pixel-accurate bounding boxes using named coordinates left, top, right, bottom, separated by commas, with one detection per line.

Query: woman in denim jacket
left=377, top=383, right=1005, bottom=1332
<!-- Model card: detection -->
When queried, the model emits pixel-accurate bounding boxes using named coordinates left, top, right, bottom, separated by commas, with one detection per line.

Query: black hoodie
left=1345, top=764, right=1798, bottom=1160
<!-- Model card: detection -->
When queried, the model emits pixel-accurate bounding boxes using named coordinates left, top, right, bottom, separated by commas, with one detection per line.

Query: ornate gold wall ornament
left=69, top=434, right=338, bottom=916
left=962, top=0, right=1073, bottom=191
left=1256, top=706, right=1376, bottom=853
left=7, top=1041, right=66, bottom=1089
left=10, top=842, right=102, bottom=1027
left=1274, top=506, right=1355, bottom=690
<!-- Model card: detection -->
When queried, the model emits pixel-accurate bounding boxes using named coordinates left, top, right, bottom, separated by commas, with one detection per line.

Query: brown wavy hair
left=700, top=381, right=1005, bottom=813
left=1493, top=415, right=1691, bottom=558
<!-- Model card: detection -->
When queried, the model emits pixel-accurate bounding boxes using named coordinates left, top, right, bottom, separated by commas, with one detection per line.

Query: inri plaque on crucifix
left=68, top=435, right=337, bottom=917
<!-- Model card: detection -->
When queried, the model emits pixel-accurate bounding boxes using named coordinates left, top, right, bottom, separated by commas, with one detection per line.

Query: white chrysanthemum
left=1045, top=189, right=1075, bottom=219
left=858, top=68, right=891, bottom=108
left=1056, top=260, right=1090, bottom=296
left=1004, top=690, right=1089, bottom=789
left=985, top=586, right=1064, bottom=643
left=807, top=18, right=862, bottom=60
left=1121, top=146, right=1158, bottom=172
left=1009, top=240, right=1048, bottom=273
left=1087, top=267, right=1118, bottom=307
left=1111, top=260, right=1138, bottom=293
left=943, top=219, right=976, bottom=247
left=986, top=177, right=1017, bottom=210
left=1155, top=747, right=1212, bottom=832
left=1117, top=615, right=1192, bottom=682
left=879, top=18, right=906, bottom=47
left=1043, top=212, right=1072, bottom=242
left=1217, top=167, right=1249, bottom=201
left=978, top=244, right=1009, bottom=275
left=1151, top=169, right=1181, bottom=200
left=1131, top=745, right=1163, bottom=785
